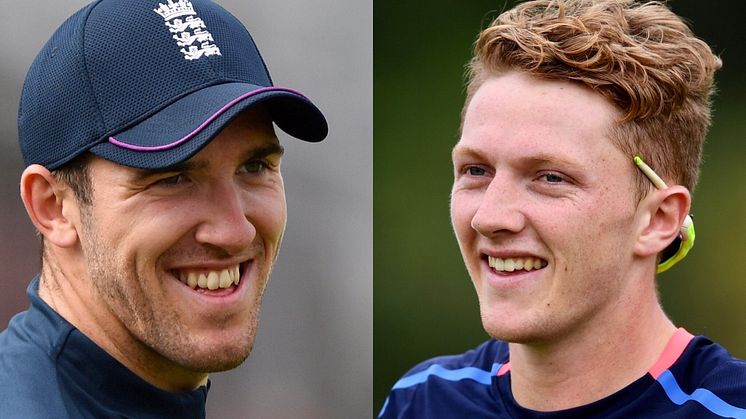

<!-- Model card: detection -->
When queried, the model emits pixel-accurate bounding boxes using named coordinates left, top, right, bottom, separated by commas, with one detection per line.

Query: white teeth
left=176, top=265, right=241, bottom=290
left=187, top=272, right=198, bottom=289
left=207, top=272, right=219, bottom=290
left=488, top=256, right=547, bottom=273
left=504, top=259, right=515, bottom=272
left=219, top=269, right=232, bottom=288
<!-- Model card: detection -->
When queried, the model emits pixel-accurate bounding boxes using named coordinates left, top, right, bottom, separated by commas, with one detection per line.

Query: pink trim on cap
left=497, top=361, right=511, bottom=377
left=648, top=328, right=694, bottom=379
left=108, top=86, right=307, bottom=151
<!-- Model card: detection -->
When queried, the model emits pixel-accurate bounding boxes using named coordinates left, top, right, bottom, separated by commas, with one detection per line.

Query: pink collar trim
left=648, top=327, right=694, bottom=379
left=495, top=328, right=694, bottom=379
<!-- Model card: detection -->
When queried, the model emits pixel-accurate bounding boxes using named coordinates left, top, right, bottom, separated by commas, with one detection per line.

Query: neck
left=507, top=277, right=676, bottom=411
left=39, top=251, right=208, bottom=393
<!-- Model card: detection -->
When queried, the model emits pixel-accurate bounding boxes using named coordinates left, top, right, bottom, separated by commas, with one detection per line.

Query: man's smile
left=175, top=265, right=242, bottom=290
left=486, top=255, right=548, bottom=273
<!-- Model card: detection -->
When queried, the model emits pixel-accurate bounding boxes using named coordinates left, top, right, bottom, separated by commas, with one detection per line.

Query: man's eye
left=542, top=173, right=565, bottom=183
left=239, top=160, right=269, bottom=174
left=467, top=166, right=486, bottom=176
left=157, top=174, right=186, bottom=186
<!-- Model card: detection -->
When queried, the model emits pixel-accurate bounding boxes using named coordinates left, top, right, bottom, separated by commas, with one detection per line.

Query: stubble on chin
left=81, top=229, right=267, bottom=376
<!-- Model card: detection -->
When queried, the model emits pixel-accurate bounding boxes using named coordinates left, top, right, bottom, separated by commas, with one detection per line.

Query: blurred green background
left=374, top=0, right=746, bottom=414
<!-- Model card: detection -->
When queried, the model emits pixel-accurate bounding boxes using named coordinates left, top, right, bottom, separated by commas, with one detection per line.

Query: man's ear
left=634, top=185, right=691, bottom=258
left=20, top=164, right=81, bottom=248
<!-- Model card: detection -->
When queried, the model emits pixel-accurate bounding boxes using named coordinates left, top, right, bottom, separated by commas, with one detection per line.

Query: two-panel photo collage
left=1, top=0, right=745, bottom=418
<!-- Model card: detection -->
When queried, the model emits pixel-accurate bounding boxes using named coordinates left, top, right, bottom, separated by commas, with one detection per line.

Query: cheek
left=450, top=191, right=478, bottom=253
left=546, top=198, right=635, bottom=269
left=91, top=201, right=201, bottom=267
left=245, top=189, right=287, bottom=244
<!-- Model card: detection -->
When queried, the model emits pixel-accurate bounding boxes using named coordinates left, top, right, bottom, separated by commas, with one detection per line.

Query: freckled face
left=78, top=107, right=286, bottom=375
left=451, top=72, right=641, bottom=344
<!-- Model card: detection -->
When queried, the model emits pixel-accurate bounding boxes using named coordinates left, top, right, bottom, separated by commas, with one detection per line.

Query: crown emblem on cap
left=154, top=0, right=222, bottom=61
left=154, top=0, right=196, bottom=21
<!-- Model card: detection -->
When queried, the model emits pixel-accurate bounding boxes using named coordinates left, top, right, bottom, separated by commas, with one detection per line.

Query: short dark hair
left=52, top=152, right=94, bottom=206
left=39, top=153, right=94, bottom=266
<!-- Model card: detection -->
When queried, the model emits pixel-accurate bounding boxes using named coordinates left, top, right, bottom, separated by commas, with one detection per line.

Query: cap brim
left=89, top=82, right=327, bottom=169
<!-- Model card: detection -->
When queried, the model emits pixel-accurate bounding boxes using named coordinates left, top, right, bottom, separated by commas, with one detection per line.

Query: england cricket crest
left=154, top=0, right=222, bottom=60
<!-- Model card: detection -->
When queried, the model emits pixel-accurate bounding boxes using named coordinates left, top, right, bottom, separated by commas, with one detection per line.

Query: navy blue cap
left=18, top=0, right=328, bottom=170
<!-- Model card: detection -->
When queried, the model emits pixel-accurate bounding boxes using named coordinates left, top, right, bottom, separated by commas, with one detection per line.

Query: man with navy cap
left=0, top=0, right=327, bottom=417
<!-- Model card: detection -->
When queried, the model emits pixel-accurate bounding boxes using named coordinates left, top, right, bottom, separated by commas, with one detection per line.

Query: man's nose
left=470, top=175, right=527, bottom=237
left=194, top=181, right=256, bottom=254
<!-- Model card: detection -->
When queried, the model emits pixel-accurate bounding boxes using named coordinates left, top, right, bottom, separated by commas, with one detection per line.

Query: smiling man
left=0, top=0, right=326, bottom=417
left=380, top=1, right=746, bottom=418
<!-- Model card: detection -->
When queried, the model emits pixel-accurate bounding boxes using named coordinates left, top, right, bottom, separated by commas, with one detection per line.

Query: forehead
left=457, top=72, right=621, bottom=161
left=206, top=105, right=279, bottom=151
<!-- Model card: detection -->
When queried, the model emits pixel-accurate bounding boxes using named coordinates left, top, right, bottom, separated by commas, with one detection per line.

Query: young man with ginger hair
left=380, top=0, right=746, bottom=417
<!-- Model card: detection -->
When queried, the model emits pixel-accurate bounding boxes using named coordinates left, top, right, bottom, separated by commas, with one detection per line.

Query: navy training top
left=0, top=277, right=209, bottom=418
left=380, top=328, right=746, bottom=418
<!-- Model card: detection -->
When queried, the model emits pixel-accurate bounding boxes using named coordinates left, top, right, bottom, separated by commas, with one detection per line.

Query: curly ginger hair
left=463, top=0, right=721, bottom=197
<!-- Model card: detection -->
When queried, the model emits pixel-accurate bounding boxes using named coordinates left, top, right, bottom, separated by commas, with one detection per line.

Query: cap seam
left=238, top=21, right=273, bottom=85
left=79, top=0, right=108, bottom=138
left=41, top=0, right=107, bottom=170
left=208, top=1, right=274, bottom=86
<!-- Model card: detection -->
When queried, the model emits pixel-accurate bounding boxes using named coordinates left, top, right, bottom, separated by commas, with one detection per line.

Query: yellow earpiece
left=633, top=156, right=695, bottom=273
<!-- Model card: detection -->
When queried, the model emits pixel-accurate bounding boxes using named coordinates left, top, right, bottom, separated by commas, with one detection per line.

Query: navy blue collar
left=24, top=277, right=209, bottom=418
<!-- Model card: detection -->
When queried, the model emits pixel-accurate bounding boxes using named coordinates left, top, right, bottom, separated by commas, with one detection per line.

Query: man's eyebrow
left=521, top=153, right=583, bottom=169
left=129, top=143, right=285, bottom=182
left=452, top=145, right=583, bottom=168
left=245, top=142, right=285, bottom=160
left=129, top=160, right=208, bottom=182
left=153, top=160, right=207, bottom=174
left=451, top=144, right=483, bottom=160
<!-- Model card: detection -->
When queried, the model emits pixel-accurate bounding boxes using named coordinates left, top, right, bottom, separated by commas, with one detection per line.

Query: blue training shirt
left=380, top=328, right=746, bottom=418
left=0, top=277, right=209, bottom=418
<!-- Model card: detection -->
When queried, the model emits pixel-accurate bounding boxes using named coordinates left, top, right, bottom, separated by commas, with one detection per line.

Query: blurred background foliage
left=374, top=0, right=746, bottom=413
